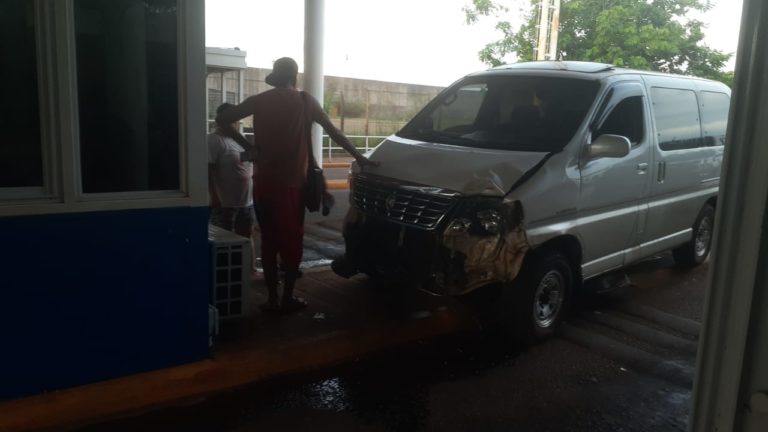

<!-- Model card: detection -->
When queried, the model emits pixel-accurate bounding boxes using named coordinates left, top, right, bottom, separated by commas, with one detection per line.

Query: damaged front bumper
left=343, top=175, right=530, bottom=296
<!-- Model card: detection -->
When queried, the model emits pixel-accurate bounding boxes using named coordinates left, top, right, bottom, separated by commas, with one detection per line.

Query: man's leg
left=255, top=198, right=280, bottom=309
left=275, top=187, right=306, bottom=311
left=233, top=206, right=258, bottom=272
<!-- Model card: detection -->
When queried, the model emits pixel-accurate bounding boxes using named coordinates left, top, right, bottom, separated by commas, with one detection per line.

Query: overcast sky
left=205, top=0, right=743, bottom=87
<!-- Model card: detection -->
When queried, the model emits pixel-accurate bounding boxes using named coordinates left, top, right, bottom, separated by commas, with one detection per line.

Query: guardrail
left=322, top=135, right=388, bottom=160
left=239, top=132, right=389, bottom=161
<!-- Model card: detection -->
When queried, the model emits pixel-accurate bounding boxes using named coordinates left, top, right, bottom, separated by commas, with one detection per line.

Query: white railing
left=235, top=132, right=389, bottom=161
left=322, top=135, right=389, bottom=160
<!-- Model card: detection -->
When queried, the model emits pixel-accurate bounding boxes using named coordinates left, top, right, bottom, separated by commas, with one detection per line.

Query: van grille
left=352, top=175, right=458, bottom=229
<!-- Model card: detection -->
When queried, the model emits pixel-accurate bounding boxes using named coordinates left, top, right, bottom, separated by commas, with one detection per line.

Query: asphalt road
left=82, top=192, right=708, bottom=432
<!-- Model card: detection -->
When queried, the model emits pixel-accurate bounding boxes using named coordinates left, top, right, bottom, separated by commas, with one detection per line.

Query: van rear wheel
left=673, top=204, right=715, bottom=267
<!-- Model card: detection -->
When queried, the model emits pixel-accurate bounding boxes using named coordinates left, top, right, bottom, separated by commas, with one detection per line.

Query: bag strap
left=300, top=91, right=319, bottom=169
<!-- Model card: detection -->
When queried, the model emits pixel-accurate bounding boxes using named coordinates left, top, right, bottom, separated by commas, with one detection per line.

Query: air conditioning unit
left=208, top=224, right=251, bottom=322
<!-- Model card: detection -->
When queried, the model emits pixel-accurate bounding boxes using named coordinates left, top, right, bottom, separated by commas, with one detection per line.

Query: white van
left=336, top=61, right=730, bottom=340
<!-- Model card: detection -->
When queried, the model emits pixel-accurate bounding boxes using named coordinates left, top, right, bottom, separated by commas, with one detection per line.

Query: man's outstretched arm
left=311, top=99, right=379, bottom=168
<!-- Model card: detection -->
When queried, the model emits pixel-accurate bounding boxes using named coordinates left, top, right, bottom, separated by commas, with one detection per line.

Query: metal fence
left=322, top=135, right=389, bottom=160
left=239, top=133, right=388, bottom=161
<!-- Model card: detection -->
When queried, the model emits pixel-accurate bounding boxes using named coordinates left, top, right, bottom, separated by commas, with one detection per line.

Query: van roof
left=491, top=61, right=615, bottom=74
left=475, top=61, right=722, bottom=84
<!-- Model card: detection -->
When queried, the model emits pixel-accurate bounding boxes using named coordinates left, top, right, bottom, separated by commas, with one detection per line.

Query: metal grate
left=352, top=175, right=458, bottom=229
left=208, top=224, right=251, bottom=322
left=213, top=243, right=245, bottom=318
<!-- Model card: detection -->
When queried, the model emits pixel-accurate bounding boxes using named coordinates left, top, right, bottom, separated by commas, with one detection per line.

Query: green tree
left=464, top=0, right=733, bottom=84
left=323, top=83, right=338, bottom=115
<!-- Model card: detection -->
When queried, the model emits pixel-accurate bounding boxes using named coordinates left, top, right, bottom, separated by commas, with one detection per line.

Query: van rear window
left=398, top=76, right=600, bottom=152
left=700, top=91, right=730, bottom=147
left=651, top=87, right=702, bottom=151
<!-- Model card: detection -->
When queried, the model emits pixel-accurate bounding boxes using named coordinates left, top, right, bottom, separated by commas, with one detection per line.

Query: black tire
left=497, top=250, right=573, bottom=342
left=673, top=204, right=715, bottom=267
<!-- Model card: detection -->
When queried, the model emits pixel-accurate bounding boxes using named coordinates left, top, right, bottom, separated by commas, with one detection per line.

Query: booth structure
left=0, top=0, right=209, bottom=399
left=0, top=0, right=328, bottom=401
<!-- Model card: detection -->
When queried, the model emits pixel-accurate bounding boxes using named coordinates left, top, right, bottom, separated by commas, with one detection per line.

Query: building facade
left=206, top=64, right=445, bottom=136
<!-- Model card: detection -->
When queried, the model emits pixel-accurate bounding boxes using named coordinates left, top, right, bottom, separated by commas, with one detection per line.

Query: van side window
left=651, top=88, right=702, bottom=151
left=700, top=91, right=730, bottom=147
left=595, top=96, right=645, bottom=146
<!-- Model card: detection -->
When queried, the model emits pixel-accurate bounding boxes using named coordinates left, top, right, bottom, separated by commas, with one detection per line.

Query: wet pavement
left=78, top=248, right=705, bottom=432
left=297, top=189, right=349, bottom=268
left=77, top=327, right=691, bottom=432
left=71, top=191, right=707, bottom=432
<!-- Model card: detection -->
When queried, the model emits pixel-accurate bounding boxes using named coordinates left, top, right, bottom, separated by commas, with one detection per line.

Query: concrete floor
left=13, top=187, right=710, bottom=432
left=75, top=249, right=709, bottom=432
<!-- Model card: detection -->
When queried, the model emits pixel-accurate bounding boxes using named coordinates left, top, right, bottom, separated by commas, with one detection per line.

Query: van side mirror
left=589, top=134, right=631, bottom=159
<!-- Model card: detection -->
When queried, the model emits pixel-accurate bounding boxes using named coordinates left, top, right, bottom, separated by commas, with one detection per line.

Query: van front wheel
left=673, top=204, right=715, bottom=267
left=501, top=250, right=573, bottom=342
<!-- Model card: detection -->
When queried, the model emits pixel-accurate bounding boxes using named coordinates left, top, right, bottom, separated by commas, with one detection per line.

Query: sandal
left=280, top=297, right=308, bottom=313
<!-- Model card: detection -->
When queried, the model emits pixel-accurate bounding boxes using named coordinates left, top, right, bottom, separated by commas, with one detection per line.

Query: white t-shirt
left=207, top=132, right=253, bottom=208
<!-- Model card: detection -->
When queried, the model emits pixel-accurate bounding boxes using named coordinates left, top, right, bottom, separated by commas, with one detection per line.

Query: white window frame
left=0, top=0, right=207, bottom=217
left=0, top=0, right=59, bottom=203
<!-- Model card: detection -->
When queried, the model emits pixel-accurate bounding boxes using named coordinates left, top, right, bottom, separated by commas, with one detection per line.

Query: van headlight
left=476, top=209, right=501, bottom=234
left=444, top=198, right=504, bottom=236
left=447, top=218, right=472, bottom=234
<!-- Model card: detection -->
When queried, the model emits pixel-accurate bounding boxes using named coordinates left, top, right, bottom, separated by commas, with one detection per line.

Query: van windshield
left=398, top=76, right=600, bottom=152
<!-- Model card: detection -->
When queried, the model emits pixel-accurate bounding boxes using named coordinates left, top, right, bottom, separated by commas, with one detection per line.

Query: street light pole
left=535, top=0, right=561, bottom=61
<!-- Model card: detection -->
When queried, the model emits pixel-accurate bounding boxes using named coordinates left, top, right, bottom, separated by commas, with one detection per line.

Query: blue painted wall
left=0, top=206, right=210, bottom=399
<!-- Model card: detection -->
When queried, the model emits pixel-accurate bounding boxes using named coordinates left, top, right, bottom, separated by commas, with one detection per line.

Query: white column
left=238, top=69, right=244, bottom=133
left=304, top=0, right=324, bottom=168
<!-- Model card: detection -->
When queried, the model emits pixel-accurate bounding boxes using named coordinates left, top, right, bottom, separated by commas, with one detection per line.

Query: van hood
left=356, top=136, right=549, bottom=196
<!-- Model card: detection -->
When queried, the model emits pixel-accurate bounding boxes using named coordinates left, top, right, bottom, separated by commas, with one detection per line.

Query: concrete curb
left=326, top=179, right=349, bottom=190
left=0, top=302, right=475, bottom=432
left=323, top=162, right=351, bottom=168
left=560, top=323, right=694, bottom=388
left=579, top=311, right=698, bottom=355
left=616, top=303, right=701, bottom=337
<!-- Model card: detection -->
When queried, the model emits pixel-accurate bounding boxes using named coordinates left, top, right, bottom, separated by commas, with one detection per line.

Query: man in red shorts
left=216, top=57, right=377, bottom=313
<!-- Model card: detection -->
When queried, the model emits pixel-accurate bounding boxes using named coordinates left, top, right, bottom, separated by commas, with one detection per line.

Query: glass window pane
left=651, top=88, right=702, bottom=151
left=207, top=72, right=224, bottom=122
left=431, top=83, right=488, bottom=132
left=224, top=70, right=239, bottom=103
left=75, top=0, right=179, bottom=193
left=700, top=91, right=730, bottom=147
left=0, top=0, right=43, bottom=189
left=596, top=96, right=645, bottom=145
left=399, top=77, right=599, bottom=152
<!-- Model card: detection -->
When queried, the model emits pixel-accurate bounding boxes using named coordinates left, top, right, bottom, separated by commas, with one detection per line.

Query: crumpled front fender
left=433, top=200, right=529, bottom=296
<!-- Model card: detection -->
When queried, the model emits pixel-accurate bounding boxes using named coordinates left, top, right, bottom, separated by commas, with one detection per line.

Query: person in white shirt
left=208, top=103, right=257, bottom=270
